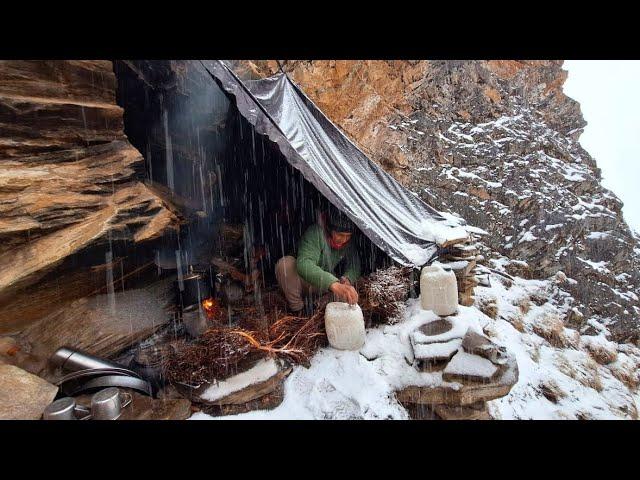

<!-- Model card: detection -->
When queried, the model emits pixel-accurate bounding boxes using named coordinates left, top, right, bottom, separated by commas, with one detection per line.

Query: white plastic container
left=420, top=265, right=459, bottom=316
left=324, top=302, right=366, bottom=351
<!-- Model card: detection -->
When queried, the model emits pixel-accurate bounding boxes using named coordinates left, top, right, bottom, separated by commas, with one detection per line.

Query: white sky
left=563, top=60, right=640, bottom=233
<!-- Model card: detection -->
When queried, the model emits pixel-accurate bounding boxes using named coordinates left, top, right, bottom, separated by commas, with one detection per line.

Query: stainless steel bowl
left=90, top=387, right=131, bottom=420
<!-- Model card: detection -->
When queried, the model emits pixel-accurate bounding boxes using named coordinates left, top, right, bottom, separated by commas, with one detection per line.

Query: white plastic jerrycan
left=420, top=265, right=459, bottom=316
left=324, top=302, right=366, bottom=350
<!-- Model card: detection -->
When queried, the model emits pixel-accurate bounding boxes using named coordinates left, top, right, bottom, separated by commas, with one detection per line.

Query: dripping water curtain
left=198, top=60, right=468, bottom=267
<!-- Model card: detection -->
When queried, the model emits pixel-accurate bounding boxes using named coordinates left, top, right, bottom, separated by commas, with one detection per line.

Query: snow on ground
left=475, top=268, right=640, bottom=420
left=192, top=265, right=640, bottom=420
left=200, top=358, right=279, bottom=402
left=191, top=301, right=484, bottom=420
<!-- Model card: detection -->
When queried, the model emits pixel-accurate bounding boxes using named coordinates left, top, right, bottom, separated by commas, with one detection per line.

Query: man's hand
left=330, top=281, right=359, bottom=305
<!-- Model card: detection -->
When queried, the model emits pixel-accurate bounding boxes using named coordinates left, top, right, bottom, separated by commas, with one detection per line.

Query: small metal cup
left=43, top=397, right=90, bottom=420
left=43, top=397, right=76, bottom=420
left=90, top=387, right=132, bottom=420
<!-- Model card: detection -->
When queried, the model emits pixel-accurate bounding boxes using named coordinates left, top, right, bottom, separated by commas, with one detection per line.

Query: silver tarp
left=200, top=60, right=467, bottom=267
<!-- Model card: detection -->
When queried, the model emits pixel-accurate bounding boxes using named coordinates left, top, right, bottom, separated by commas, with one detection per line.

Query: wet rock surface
left=0, top=60, right=180, bottom=334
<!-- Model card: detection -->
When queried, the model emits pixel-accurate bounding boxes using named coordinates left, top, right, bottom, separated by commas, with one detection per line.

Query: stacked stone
left=437, top=236, right=483, bottom=307
left=400, top=319, right=518, bottom=420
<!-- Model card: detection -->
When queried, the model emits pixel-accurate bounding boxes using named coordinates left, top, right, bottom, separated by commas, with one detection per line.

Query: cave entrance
left=113, top=60, right=389, bottom=323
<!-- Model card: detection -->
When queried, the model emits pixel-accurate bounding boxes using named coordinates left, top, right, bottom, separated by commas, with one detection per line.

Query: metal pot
left=175, top=267, right=215, bottom=311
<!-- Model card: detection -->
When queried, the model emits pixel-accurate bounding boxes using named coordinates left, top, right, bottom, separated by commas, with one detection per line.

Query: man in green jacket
left=275, top=210, right=361, bottom=314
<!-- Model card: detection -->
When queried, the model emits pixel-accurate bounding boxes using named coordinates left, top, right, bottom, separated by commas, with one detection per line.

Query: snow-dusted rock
left=397, top=354, right=519, bottom=407
left=182, top=357, right=292, bottom=408
left=412, top=338, right=461, bottom=362
left=442, top=350, right=499, bottom=383
left=461, top=329, right=508, bottom=364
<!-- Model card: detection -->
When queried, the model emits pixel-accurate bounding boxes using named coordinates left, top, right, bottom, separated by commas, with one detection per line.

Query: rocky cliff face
left=239, top=60, right=640, bottom=344
left=0, top=61, right=180, bottom=333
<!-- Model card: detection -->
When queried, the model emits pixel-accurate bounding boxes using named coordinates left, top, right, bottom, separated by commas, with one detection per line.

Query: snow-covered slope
left=477, top=257, right=639, bottom=419
left=192, top=260, right=639, bottom=420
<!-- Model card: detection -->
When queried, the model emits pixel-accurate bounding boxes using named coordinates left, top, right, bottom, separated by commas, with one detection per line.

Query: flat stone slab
left=0, top=364, right=58, bottom=419
left=411, top=318, right=468, bottom=345
left=396, top=355, right=518, bottom=407
left=442, top=350, right=499, bottom=383
left=199, top=384, right=285, bottom=417
left=412, top=338, right=461, bottom=362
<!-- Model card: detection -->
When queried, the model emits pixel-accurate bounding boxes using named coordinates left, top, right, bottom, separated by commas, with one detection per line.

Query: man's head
left=327, top=210, right=355, bottom=248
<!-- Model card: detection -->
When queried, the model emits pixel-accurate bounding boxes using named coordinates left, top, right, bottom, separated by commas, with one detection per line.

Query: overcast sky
left=563, top=60, right=640, bottom=234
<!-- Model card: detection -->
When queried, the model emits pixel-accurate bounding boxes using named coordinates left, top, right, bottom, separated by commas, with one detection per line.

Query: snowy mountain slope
left=213, top=60, right=640, bottom=419
left=407, top=109, right=640, bottom=345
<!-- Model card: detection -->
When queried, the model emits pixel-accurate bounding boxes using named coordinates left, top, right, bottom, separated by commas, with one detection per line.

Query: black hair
left=327, top=209, right=355, bottom=233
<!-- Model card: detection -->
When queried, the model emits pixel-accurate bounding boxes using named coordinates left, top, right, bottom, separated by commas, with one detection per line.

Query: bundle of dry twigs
left=357, top=265, right=413, bottom=324
left=163, top=295, right=330, bottom=386
left=164, top=264, right=413, bottom=386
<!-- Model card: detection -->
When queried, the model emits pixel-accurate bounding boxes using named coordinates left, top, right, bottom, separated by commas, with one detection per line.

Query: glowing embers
left=202, top=297, right=223, bottom=321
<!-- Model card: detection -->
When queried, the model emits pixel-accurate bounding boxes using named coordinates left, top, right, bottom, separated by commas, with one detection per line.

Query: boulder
left=20, top=279, right=173, bottom=367
left=0, top=364, right=58, bottom=419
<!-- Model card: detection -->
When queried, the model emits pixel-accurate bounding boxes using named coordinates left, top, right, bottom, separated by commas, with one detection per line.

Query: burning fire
left=202, top=297, right=221, bottom=320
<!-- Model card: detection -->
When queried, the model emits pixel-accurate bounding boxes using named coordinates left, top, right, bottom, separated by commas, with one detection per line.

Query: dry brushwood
left=163, top=295, right=330, bottom=386
left=357, top=266, right=413, bottom=324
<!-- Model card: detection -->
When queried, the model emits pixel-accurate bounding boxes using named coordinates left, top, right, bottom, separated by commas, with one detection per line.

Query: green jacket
left=296, top=224, right=361, bottom=292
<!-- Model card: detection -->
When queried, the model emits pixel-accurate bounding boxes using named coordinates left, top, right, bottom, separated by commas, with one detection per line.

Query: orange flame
left=201, top=297, right=221, bottom=320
